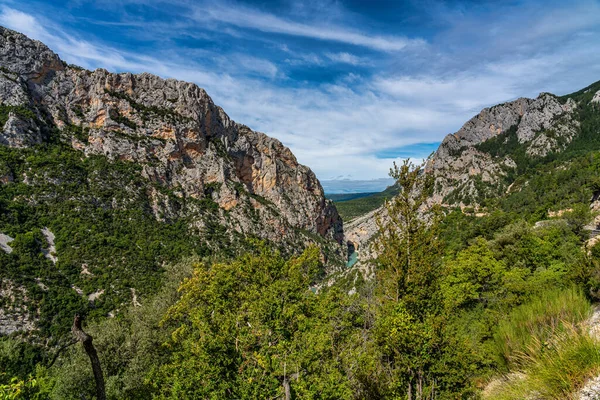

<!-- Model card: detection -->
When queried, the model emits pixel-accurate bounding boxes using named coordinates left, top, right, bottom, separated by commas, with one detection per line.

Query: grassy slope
left=325, top=192, right=376, bottom=202
left=484, top=288, right=599, bottom=399
left=332, top=184, right=400, bottom=222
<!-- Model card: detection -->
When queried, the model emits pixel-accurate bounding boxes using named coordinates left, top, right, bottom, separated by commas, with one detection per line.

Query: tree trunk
left=72, top=315, right=106, bottom=400
left=283, top=377, right=291, bottom=400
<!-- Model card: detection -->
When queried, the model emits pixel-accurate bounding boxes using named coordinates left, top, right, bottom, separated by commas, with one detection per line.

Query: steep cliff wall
left=0, top=26, right=344, bottom=335
left=0, top=26, right=344, bottom=248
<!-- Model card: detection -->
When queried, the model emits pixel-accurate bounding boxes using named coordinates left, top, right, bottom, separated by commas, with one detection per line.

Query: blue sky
left=1, top=0, right=600, bottom=186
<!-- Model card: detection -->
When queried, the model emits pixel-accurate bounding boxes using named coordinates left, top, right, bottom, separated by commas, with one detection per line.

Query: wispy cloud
left=191, top=1, right=424, bottom=52
left=0, top=6, right=158, bottom=72
left=324, top=52, right=369, bottom=66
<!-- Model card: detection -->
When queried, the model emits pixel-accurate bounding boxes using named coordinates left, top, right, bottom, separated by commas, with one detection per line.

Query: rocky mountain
left=426, top=91, right=584, bottom=205
left=342, top=79, right=600, bottom=278
left=0, top=27, right=344, bottom=336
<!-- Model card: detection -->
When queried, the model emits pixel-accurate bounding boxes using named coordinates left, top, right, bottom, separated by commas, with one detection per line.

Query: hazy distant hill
left=330, top=184, right=400, bottom=222
left=321, top=177, right=395, bottom=194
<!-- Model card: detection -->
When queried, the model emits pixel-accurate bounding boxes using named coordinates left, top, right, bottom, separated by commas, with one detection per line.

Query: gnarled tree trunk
left=72, top=314, right=106, bottom=400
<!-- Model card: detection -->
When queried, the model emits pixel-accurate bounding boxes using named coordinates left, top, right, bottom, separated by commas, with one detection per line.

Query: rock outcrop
left=0, top=280, right=36, bottom=335
left=0, top=26, right=343, bottom=251
left=0, top=27, right=345, bottom=334
left=427, top=93, right=579, bottom=205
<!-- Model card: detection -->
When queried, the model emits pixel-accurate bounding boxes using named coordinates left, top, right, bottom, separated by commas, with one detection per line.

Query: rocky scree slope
left=0, top=27, right=344, bottom=337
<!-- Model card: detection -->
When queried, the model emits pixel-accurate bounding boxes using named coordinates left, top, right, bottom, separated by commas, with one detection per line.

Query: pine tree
left=373, top=159, right=441, bottom=315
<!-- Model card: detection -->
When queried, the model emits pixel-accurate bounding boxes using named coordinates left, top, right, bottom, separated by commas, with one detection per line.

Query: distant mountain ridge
left=321, top=177, right=396, bottom=194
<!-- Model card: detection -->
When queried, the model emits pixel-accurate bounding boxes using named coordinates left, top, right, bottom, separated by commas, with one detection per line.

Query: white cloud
left=192, top=2, right=423, bottom=52
left=0, top=6, right=43, bottom=38
left=0, top=6, right=158, bottom=72
left=284, top=53, right=323, bottom=66
left=324, top=52, right=369, bottom=66
left=230, top=54, right=279, bottom=78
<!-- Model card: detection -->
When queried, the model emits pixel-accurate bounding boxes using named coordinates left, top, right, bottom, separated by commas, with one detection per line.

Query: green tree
left=372, top=160, right=447, bottom=399
left=153, top=242, right=352, bottom=399
left=373, top=160, right=442, bottom=315
left=440, top=238, right=506, bottom=311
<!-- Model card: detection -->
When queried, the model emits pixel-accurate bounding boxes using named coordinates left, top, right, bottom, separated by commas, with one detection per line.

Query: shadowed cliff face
left=0, top=26, right=344, bottom=250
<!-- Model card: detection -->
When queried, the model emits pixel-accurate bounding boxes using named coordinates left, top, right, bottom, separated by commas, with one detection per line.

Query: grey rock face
left=0, top=280, right=36, bottom=335
left=593, top=90, right=600, bottom=104
left=0, top=232, right=13, bottom=253
left=427, top=92, right=580, bottom=205
left=0, top=64, right=44, bottom=147
left=0, top=27, right=63, bottom=81
left=1, top=112, right=43, bottom=147
left=454, top=98, right=531, bottom=147
left=579, top=375, right=600, bottom=400
left=0, top=72, right=30, bottom=105
left=344, top=205, right=383, bottom=273
left=0, top=26, right=344, bottom=256
left=520, top=96, right=578, bottom=157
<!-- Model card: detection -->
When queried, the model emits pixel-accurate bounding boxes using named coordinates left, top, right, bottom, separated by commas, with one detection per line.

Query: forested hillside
left=0, top=25, right=346, bottom=348
left=331, top=184, right=400, bottom=222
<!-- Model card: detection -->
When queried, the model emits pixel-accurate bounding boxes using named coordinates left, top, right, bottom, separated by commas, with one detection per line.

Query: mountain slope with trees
left=3, top=27, right=600, bottom=400
left=0, top=25, right=345, bottom=375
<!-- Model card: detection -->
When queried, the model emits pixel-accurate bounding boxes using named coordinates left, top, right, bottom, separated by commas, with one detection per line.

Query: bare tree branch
left=46, top=339, right=78, bottom=369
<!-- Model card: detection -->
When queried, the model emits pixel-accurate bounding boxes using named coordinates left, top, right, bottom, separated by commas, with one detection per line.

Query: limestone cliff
left=0, top=27, right=345, bottom=335
left=0, top=26, right=343, bottom=250
left=426, top=92, right=580, bottom=205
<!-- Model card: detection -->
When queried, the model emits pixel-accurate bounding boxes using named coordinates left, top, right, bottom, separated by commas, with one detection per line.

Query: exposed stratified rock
left=1, top=112, right=43, bottom=147
left=579, top=376, right=600, bottom=400
left=0, top=280, right=36, bottom=335
left=0, top=27, right=63, bottom=81
left=0, top=72, right=29, bottom=105
left=41, top=227, right=57, bottom=264
left=427, top=92, right=579, bottom=205
left=453, top=98, right=531, bottom=147
left=0, top=232, right=13, bottom=253
left=0, top=26, right=344, bottom=251
left=345, top=207, right=381, bottom=257
left=342, top=206, right=383, bottom=278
